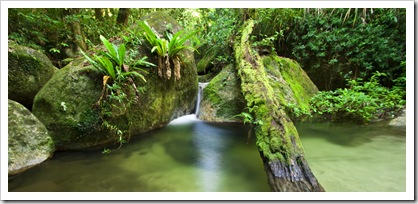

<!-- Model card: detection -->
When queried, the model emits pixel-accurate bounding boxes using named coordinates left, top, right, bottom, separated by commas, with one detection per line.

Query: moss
left=234, top=20, right=308, bottom=164
left=8, top=44, right=58, bottom=109
left=72, top=108, right=101, bottom=134
left=262, top=55, right=318, bottom=119
left=199, top=64, right=245, bottom=122
left=32, top=12, right=198, bottom=150
left=8, top=99, right=55, bottom=175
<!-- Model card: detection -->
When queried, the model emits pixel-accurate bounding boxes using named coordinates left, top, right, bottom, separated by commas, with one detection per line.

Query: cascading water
left=195, top=82, right=209, bottom=117
left=168, top=82, right=209, bottom=125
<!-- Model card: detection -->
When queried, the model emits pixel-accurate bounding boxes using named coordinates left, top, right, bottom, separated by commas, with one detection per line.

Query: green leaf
left=122, top=71, right=146, bottom=83
left=134, top=56, right=156, bottom=68
left=96, top=56, right=116, bottom=80
left=100, top=35, right=117, bottom=59
left=117, top=43, right=126, bottom=67
left=138, top=20, right=159, bottom=46
left=80, top=50, right=97, bottom=66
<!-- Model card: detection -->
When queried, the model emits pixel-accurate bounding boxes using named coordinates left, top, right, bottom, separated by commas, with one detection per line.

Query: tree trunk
left=116, top=8, right=131, bottom=26
left=64, top=8, right=87, bottom=51
left=94, top=8, right=103, bottom=21
left=72, top=21, right=87, bottom=51
left=234, top=19, right=325, bottom=192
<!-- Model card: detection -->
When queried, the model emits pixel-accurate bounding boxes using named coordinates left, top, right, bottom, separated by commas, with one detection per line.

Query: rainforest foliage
left=8, top=8, right=406, bottom=124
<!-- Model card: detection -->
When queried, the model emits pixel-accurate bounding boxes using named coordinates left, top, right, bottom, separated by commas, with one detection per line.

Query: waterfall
left=195, top=82, right=209, bottom=117
left=168, top=82, right=209, bottom=125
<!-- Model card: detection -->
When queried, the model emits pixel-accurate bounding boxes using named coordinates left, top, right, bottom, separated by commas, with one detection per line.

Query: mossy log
left=234, top=19, right=325, bottom=192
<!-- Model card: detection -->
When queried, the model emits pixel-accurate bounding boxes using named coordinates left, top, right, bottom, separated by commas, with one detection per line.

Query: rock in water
left=8, top=99, right=55, bottom=176
left=8, top=44, right=58, bottom=109
left=389, top=109, right=406, bottom=127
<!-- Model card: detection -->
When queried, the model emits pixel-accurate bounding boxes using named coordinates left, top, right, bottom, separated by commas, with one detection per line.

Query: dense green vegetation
left=8, top=8, right=406, bottom=124
left=310, top=71, right=406, bottom=123
left=286, top=9, right=406, bottom=90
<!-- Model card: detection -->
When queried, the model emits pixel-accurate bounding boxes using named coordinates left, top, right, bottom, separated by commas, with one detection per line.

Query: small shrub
left=310, top=71, right=406, bottom=123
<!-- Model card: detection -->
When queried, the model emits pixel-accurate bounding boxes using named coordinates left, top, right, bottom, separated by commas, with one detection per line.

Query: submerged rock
left=8, top=44, right=58, bottom=109
left=8, top=99, right=55, bottom=176
left=32, top=12, right=197, bottom=150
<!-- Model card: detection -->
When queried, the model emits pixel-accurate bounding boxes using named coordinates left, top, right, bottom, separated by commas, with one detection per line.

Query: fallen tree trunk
left=234, top=19, right=325, bottom=192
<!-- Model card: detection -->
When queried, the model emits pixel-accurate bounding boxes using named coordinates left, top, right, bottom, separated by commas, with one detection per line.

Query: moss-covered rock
left=128, top=11, right=198, bottom=132
left=32, top=62, right=112, bottom=150
left=32, top=12, right=197, bottom=150
left=263, top=55, right=318, bottom=119
left=198, top=64, right=245, bottom=122
left=8, top=99, right=55, bottom=176
left=8, top=44, right=58, bottom=109
left=198, top=52, right=317, bottom=124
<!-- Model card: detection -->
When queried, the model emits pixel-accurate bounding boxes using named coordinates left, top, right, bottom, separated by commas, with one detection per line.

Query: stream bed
left=8, top=117, right=406, bottom=192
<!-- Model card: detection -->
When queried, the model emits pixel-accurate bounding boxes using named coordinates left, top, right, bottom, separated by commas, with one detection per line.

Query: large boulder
left=263, top=55, right=318, bottom=117
left=8, top=43, right=58, bottom=109
left=198, top=64, right=246, bottom=122
left=8, top=99, right=55, bottom=176
left=32, top=12, right=198, bottom=150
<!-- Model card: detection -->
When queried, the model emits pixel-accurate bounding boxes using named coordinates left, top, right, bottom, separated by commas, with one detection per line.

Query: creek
left=8, top=83, right=406, bottom=192
left=296, top=121, right=406, bottom=192
left=8, top=116, right=270, bottom=192
left=8, top=116, right=406, bottom=192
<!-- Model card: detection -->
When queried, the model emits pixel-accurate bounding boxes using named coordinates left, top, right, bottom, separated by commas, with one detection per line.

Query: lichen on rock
left=8, top=99, right=55, bottom=176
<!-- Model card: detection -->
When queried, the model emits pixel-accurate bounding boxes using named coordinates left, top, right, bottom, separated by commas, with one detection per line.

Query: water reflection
left=193, top=122, right=224, bottom=191
left=296, top=121, right=406, bottom=192
left=9, top=115, right=269, bottom=192
left=8, top=117, right=405, bottom=192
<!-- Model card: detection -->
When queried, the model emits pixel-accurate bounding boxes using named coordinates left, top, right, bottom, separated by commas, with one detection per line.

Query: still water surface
left=296, top=121, right=406, bottom=192
left=9, top=115, right=270, bottom=192
left=9, top=116, right=405, bottom=192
